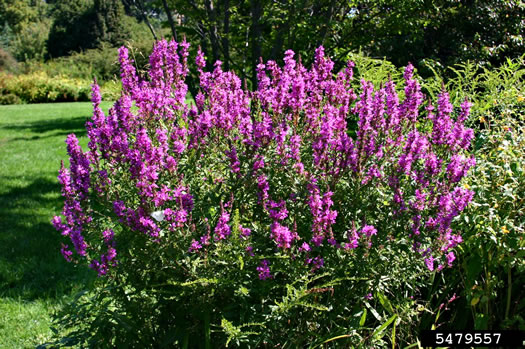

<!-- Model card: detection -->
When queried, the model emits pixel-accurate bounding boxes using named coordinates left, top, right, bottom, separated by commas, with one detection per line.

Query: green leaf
left=391, top=316, right=396, bottom=349
left=372, top=314, right=398, bottom=339
left=359, top=309, right=367, bottom=327
left=466, top=253, right=483, bottom=284
left=376, top=292, right=394, bottom=314
left=364, top=301, right=382, bottom=321
left=238, top=255, right=244, bottom=270
left=471, top=296, right=480, bottom=306
left=320, top=334, right=352, bottom=345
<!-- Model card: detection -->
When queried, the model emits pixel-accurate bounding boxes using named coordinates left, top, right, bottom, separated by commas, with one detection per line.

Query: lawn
left=0, top=102, right=112, bottom=348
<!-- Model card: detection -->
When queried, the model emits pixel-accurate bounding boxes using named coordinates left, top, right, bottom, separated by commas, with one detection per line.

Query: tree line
left=1, top=0, right=523, bottom=87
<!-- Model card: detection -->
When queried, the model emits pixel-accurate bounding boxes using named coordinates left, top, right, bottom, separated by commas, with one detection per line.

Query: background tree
left=151, top=0, right=524, bottom=88
left=1, top=0, right=523, bottom=87
left=92, top=0, right=130, bottom=48
left=47, top=0, right=130, bottom=58
left=336, top=0, right=525, bottom=71
left=121, top=0, right=160, bottom=40
left=0, top=0, right=50, bottom=61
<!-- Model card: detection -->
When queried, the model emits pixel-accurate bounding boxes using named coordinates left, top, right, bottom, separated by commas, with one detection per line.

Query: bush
left=0, top=71, right=89, bottom=103
left=0, top=93, right=22, bottom=105
left=0, top=71, right=119, bottom=104
left=52, top=40, right=475, bottom=347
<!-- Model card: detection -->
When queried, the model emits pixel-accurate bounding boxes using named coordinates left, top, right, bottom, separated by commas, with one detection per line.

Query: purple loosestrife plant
left=53, top=39, right=475, bottom=346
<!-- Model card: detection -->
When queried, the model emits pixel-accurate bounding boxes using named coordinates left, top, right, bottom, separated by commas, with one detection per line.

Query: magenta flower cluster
left=53, top=39, right=475, bottom=278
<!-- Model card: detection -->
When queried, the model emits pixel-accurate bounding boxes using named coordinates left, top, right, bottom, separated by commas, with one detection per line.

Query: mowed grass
left=0, top=102, right=112, bottom=348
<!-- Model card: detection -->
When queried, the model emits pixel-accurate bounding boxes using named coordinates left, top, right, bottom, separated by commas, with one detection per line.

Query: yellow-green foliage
left=421, top=56, right=525, bottom=124
left=0, top=71, right=120, bottom=104
left=458, top=114, right=525, bottom=329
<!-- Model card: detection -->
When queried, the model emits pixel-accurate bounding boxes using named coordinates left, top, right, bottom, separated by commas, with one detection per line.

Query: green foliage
left=0, top=0, right=44, bottom=32
left=0, top=0, right=50, bottom=62
left=0, top=71, right=119, bottom=104
left=413, top=72, right=525, bottom=334
left=47, top=0, right=130, bottom=58
left=0, top=47, right=17, bottom=72
left=46, top=0, right=95, bottom=58
left=20, top=16, right=155, bottom=83
left=0, top=71, right=90, bottom=104
left=10, top=19, right=51, bottom=61
left=47, top=45, right=120, bottom=81
left=466, top=117, right=525, bottom=329
left=136, top=0, right=525, bottom=91
left=339, top=0, right=525, bottom=68
left=342, top=50, right=404, bottom=87
left=51, top=226, right=431, bottom=347
left=91, top=0, right=130, bottom=48
left=421, top=114, right=525, bottom=333
left=421, top=55, right=525, bottom=126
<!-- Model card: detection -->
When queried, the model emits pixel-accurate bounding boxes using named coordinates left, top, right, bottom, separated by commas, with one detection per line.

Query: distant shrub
left=47, top=45, right=120, bottom=81
left=21, top=17, right=156, bottom=83
left=0, top=71, right=90, bottom=103
left=0, top=93, right=22, bottom=105
left=0, top=71, right=119, bottom=104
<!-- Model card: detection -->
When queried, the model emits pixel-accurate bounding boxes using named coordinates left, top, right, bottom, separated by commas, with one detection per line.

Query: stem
left=457, top=260, right=476, bottom=323
left=505, top=266, right=511, bottom=320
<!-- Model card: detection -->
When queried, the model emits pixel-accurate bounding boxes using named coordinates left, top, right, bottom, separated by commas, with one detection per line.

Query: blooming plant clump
left=52, top=39, right=475, bottom=346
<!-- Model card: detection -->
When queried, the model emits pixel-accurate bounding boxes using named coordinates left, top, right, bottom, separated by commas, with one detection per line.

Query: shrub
left=52, top=40, right=475, bottom=347
left=21, top=44, right=120, bottom=83
left=20, top=17, right=156, bottom=84
left=50, top=44, right=120, bottom=82
left=0, top=71, right=90, bottom=103
left=0, top=93, right=21, bottom=105
left=0, top=71, right=119, bottom=104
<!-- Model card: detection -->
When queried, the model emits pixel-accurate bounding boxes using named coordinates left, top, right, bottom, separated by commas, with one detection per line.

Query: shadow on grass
left=2, top=116, right=89, bottom=141
left=0, top=176, right=93, bottom=301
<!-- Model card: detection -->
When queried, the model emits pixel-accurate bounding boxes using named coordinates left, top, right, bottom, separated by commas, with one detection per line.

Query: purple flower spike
left=54, top=39, right=475, bottom=280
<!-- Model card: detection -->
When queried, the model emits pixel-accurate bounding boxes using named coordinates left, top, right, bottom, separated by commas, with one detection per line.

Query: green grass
left=0, top=102, right=112, bottom=348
